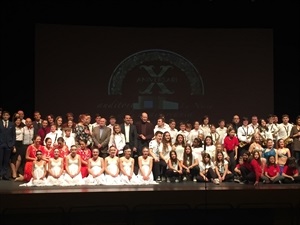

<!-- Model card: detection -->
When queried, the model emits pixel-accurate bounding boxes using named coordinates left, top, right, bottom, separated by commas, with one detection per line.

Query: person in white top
left=47, top=148, right=66, bottom=186
left=177, top=122, right=189, bottom=143
left=10, top=117, right=24, bottom=179
left=166, top=150, right=183, bottom=183
left=214, top=151, right=234, bottom=183
left=276, top=114, right=293, bottom=148
left=188, top=121, right=204, bottom=145
left=119, top=146, right=139, bottom=184
left=22, top=117, right=34, bottom=147
left=44, top=124, right=61, bottom=147
left=149, top=130, right=163, bottom=181
left=158, top=131, right=172, bottom=181
left=196, top=152, right=219, bottom=184
left=191, top=137, right=204, bottom=162
left=104, top=146, right=121, bottom=185
left=172, top=134, right=186, bottom=161
left=153, top=117, right=170, bottom=135
left=199, top=115, right=211, bottom=138
left=109, top=124, right=126, bottom=157
left=17, top=110, right=26, bottom=126
left=237, top=117, right=255, bottom=156
left=249, top=115, right=260, bottom=134
left=216, top=119, right=227, bottom=145
left=208, top=124, right=220, bottom=145
left=84, top=148, right=106, bottom=185
left=168, top=118, right=178, bottom=145
left=180, top=144, right=199, bottom=182
left=138, top=146, right=157, bottom=185
left=90, top=113, right=102, bottom=131
left=203, top=136, right=216, bottom=162
left=20, top=150, right=47, bottom=187
left=267, top=114, right=279, bottom=142
left=54, top=116, right=63, bottom=137
left=107, top=115, right=117, bottom=133
left=64, top=145, right=84, bottom=186
left=258, top=118, right=273, bottom=147
left=63, top=127, right=76, bottom=150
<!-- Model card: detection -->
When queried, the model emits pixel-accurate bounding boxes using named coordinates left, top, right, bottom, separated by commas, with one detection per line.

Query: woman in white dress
left=20, top=150, right=47, bottom=186
left=47, top=148, right=66, bottom=186
left=138, top=146, right=157, bottom=185
left=104, top=146, right=121, bottom=185
left=84, top=148, right=106, bottom=185
left=119, top=145, right=139, bottom=185
left=64, top=145, right=83, bottom=186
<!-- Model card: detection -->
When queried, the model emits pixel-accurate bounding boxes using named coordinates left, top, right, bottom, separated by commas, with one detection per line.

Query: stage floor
left=1, top=179, right=299, bottom=225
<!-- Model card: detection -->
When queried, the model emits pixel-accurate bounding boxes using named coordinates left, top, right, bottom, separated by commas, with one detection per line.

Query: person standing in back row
left=135, top=112, right=154, bottom=157
left=0, top=111, right=16, bottom=180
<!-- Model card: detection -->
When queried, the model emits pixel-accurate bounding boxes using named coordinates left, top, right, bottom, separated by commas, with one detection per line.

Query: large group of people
left=0, top=108, right=300, bottom=187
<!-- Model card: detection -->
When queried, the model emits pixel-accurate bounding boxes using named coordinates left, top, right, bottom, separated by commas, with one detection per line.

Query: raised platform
left=0, top=180, right=299, bottom=225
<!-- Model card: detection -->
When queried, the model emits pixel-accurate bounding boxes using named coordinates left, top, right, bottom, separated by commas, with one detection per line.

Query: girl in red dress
left=77, top=139, right=91, bottom=178
left=16, top=135, right=44, bottom=182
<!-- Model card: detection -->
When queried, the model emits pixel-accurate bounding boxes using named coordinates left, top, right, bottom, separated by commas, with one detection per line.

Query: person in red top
left=76, top=139, right=92, bottom=178
left=15, top=135, right=44, bottom=182
left=261, top=155, right=284, bottom=184
left=282, top=157, right=300, bottom=183
left=37, top=119, right=51, bottom=146
left=239, top=150, right=263, bottom=186
left=223, top=128, right=239, bottom=173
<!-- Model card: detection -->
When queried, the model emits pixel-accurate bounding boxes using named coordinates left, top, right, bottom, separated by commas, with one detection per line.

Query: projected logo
left=108, top=49, right=204, bottom=110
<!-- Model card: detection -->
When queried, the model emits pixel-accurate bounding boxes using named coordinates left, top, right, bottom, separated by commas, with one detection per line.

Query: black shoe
left=239, top=178, right=249, bottom=184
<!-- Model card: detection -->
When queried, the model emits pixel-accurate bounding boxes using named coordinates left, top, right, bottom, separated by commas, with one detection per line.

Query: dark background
left=1, top=0, right=299, bottom=123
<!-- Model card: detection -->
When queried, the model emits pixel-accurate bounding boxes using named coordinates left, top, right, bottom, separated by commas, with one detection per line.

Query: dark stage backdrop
left=35, top=24, right=273, bottom=124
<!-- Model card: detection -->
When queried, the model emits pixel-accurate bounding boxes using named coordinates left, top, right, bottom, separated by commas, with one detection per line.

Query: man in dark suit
left=135, top=112, right=154, bottom=156
left=0, top=111, right=16, bottom=180
left=92, top=117, right=111, bottom=158
left=120, top=114, right=138, bottom=155
left=32, top=110, right=43, bottom=136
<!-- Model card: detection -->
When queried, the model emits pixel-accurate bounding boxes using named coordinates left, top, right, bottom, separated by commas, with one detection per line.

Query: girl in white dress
left=20, top=150, right=47, bottom=186
left=104, top=146, right=121, bottom=185
left=84, top=148, right=105, bottom=185
left=119, top=146, right=139, bottom=185
left=64, top=145, right=84, bottom=186
left=138, top=147, right=157, bottom=185
left=47, top=148, right=66, bottom=186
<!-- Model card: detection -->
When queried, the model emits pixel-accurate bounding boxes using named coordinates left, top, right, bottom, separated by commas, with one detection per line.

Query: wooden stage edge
left=1, top=181, right=300, bottom=225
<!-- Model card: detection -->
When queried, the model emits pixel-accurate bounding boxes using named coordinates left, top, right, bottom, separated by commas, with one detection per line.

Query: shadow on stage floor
left=0, top=180, right=299, bottom=225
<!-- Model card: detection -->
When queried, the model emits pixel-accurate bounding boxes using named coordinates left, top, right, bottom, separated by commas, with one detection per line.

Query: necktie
left=5, top=121, right=8, bottom=128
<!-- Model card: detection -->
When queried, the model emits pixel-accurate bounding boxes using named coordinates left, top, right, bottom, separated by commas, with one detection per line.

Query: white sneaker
left=183, top=176, right=187, bottom=181
left=175, top=178, right=179, bottom=183
left=193, top=177, right=197, bottom=182
left=213, top=178, right=220, bottom=185
left=167, top=178, right=171, bottom=183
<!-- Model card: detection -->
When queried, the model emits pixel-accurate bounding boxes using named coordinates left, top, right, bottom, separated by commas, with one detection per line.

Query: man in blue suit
left=0, top=111, right=16, bottom=180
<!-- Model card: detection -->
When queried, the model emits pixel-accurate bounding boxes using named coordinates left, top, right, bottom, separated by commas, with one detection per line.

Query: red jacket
left=250, top=159, right=262, bottom=182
